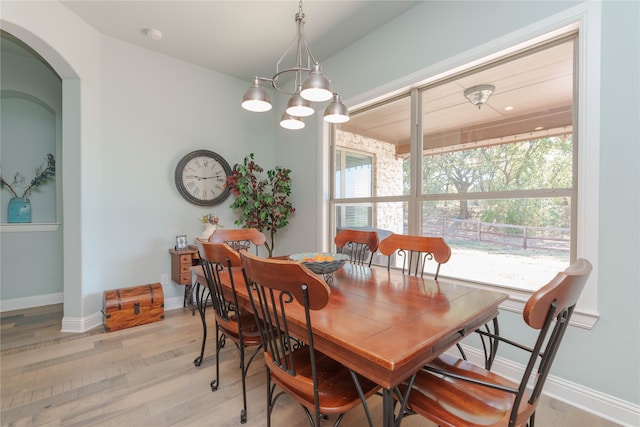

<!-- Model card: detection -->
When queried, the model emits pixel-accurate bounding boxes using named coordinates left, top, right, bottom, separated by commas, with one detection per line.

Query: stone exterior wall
left=336, top=130, right=406, bottom=233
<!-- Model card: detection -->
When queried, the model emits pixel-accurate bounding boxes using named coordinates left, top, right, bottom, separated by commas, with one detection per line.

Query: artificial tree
left=226, top=153, right=295, bottom=258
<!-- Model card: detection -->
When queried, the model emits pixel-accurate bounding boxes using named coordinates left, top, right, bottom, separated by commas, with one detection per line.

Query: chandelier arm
left=254, top=76, right=275, bottom=84
left=294, top=14, right=303, bottom=88
left=295, top=7, right=320, bottom=71
left=271, top=68, right=311, bottom=95
left=302, top=38, right=318, bottom=68
left=275, top=33, right=299, bottom=75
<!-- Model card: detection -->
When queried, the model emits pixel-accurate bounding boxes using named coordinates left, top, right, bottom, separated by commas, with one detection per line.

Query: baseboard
left=3, top=294, right=185, bottom=332
left=0, top=292, right=63, bottom=312
left=164, top=295, right=186, bottom=311
left=59, top=295, right=187, bottom=333
left=454, top=344, right=640, bottom=426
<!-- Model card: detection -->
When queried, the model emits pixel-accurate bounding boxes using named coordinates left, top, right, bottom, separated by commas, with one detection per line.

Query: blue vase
left=8, top=197, right=31, bottom=223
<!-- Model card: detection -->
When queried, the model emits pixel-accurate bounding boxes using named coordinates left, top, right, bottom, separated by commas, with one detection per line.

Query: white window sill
left=0, top=223, right=60, bottom=232
left=444, top=275, right=599, bottom=330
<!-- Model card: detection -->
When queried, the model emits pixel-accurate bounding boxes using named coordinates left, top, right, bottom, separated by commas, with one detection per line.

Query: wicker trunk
left=103, top=283, right=164, bottom=332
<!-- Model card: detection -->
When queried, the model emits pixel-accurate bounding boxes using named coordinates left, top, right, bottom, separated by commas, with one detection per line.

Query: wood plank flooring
left=1, top=304, right=621, bottom=426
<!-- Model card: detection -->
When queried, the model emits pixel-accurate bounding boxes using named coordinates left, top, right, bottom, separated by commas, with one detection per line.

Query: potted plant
left=0, top=153, right=55, bottom=223
left=226, top=153, right=295, bottom=258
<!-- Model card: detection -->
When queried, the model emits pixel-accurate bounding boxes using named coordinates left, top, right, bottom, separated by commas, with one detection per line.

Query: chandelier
left=241, top=1, right=349, bottom=130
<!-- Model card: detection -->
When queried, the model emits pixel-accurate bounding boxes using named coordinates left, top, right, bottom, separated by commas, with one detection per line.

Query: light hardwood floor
left=1, top=304, right=621, bottom=426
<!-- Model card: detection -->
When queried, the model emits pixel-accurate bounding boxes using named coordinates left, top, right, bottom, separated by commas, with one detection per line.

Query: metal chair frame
left=197, top=242, right=262, bottom=424
left=240, top=251, right=379, bottom=427
left=334, top=229, right=380, bottom=267
left=209, top=227, right=266, bottom=255
left=395, top=258, right=593, bottom=427
left=378, top=234, right=451, bottom=279
left=193, top=229, right=266, bottom=367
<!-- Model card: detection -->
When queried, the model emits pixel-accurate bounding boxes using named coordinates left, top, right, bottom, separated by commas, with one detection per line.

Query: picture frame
left=175, top=234, right=188, bottom=250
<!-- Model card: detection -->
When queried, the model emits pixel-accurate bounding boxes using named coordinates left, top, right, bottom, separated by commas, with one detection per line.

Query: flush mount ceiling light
left=464, top=84, right=495, bottom=109
left=241, top=1, right=349, bottom=129
left=143, top=28, right=163, bottom=41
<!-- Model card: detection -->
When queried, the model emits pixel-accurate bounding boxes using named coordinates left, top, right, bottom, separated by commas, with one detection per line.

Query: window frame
left=325, top=3, right=601, bottom=329
left=334, top=146, right=376, bottom=199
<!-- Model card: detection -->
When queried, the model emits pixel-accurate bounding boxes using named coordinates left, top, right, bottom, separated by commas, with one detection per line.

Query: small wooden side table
left=169, top=245, right=199, bottom=313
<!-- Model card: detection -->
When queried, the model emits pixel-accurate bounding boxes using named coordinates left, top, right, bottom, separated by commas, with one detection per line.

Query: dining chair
left=239, top=251, right=380, bottom=427
left=192, top=228, right=267, bottom=367
left=396, top=258, right=592, bottom=427
left=196, top=241, right=263, bottom=424
left=378, top=233, right=451, bottom=279
left=209, top=227, right=266, bottom=255
left=334, top=229, right=379, bottom=267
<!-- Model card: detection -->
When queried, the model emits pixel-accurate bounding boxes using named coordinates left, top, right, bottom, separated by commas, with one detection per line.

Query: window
left=332, top=95, right=411, bottom=234
left=330, top=27, right=602, bottom=322
left=334, top=149, right=373, bottom=199
left=416, top=38, right=575, bottom=290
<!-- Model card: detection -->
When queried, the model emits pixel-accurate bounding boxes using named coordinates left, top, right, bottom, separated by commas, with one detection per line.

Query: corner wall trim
left=61, top=311, right=103, bottom=333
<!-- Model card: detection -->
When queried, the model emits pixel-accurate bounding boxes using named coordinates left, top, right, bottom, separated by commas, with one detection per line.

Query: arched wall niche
left=2, top=31, right=60, bottom=224
left=0, top=19, right=85, bottom=327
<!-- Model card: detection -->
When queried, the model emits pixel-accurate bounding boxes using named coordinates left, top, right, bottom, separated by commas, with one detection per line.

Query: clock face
left=174, top=150, right=232, bottom=206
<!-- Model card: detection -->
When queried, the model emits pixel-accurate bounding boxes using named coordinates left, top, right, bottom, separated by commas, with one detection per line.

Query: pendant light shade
left=300, top=63, right=333, bottom=102
left=280, top=113, right=305, bottom=130
left=323, top=93, right=350, bottom=123
left=242, top=78, right=272, bottom=112
left=286, top=92, right=314, bottom=117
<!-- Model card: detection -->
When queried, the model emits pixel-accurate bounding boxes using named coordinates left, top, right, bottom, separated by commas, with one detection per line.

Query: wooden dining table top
left=191, top=261, right=508, bottom=390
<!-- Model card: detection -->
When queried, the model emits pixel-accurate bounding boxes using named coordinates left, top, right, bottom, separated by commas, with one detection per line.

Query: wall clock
left=174, top=150, right=232, bottom=206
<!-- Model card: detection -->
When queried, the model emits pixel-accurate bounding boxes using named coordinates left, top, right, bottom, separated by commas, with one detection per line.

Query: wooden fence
left=422, top=217, right=570, bottom=252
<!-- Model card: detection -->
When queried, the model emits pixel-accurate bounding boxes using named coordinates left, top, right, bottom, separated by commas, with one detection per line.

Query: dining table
left=191, top=260, right=508, bottom=427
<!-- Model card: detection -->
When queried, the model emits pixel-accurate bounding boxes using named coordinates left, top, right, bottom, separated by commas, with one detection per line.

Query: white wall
left=98, top=33, right=280, bottom=300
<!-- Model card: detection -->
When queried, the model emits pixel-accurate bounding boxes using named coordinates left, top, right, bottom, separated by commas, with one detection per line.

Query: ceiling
left=342, top=39, right=575, bottom=153
left=59, top=1, right=420, bottom=82
left=10, top=1, right=573, bottom=148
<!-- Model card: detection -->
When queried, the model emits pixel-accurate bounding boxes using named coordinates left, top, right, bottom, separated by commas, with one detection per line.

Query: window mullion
left=408, top=88, right=421, bottom=235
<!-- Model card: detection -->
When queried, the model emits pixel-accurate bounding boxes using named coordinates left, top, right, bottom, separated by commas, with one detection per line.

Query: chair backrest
left=196, top=241, right=244, bottom=334
left=378, top=234, right=451, bottom=278
left=239, top=251, right=331, bottom=418
left=511, top=258, right=592, bottom=422
left=334, top=229, right=380, bottom=267
left=209, top=228, right=266, bottom=255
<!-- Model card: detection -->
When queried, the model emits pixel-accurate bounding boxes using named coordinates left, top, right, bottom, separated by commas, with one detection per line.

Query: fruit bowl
left=289, top=252, right=349, bottom=280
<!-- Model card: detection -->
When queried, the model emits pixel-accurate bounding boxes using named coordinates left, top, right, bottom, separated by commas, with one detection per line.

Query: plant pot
left=8, top=197, right=31, bottom=223
left=202, top=223, right=217, bottom=240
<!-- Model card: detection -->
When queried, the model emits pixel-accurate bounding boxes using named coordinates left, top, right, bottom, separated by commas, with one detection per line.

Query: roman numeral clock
left=174, top=150, right=232, bottom=206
